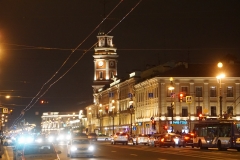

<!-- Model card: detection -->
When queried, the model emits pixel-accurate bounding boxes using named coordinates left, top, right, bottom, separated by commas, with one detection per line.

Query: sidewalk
left=1, top=154, right=8, bottom=160
left=1, top=147, right=10, bottom=160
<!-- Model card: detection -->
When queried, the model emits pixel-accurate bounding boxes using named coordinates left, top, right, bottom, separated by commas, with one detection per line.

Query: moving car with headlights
left=18, top=143, right=61, bottom=160
left=135, top=134, right=149, bottom=145
left=67, top=138, right=94, bottom=158
left=111, top=132, right=129, bottom=145
left=16, top=134, right=34, bottom=144
left=159, top=133, right=185, bottom=148
left=97, top=134, right=111, bottom=141
left=56, top=133, right=71, bottom=144
left=2, top=136, right=14, bottom=146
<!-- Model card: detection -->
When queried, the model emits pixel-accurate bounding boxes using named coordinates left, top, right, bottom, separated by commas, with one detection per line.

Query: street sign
left=186, top=96, right=192, bottom=103
left=2, top=108, right=8, bottom=113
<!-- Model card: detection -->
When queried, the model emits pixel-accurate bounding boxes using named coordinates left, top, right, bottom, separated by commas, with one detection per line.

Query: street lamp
left=216, top=62, right=225, bottom=119
left=111, top=100, right=115, bottom=135
left=129, top=100, right=134, bottom=136
left=168, top=77, right=175, bottom=133
left=99, top=104, right=102, bottom=133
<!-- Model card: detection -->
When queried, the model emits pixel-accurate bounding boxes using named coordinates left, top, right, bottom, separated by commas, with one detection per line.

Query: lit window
left=227, top=87, right=233, bottom=97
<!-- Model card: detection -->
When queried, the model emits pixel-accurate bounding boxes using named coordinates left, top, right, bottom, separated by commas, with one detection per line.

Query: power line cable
left=10, top=0, right=125, bottom=128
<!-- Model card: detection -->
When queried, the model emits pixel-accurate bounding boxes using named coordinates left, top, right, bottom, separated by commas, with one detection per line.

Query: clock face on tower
left=98, top=61, right=103, bottom=67
left=109, top=61, right=115, bottom=67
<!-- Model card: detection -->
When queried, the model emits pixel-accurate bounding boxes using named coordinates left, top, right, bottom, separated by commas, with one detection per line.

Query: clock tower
left=92, top=32, right=118, bottom=93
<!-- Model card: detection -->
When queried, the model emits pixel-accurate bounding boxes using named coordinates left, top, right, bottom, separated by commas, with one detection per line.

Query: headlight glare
left=70, top=146, right=77, bottom=151
left=88, top=146, right=94, bottom=151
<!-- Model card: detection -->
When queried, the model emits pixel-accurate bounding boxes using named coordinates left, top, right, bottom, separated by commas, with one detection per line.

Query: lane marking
left=4, top=146, right=10, bottom=160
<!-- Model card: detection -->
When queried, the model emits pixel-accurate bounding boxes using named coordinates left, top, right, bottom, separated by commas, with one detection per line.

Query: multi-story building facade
left=89, top=61, right=240, bottom=135
left=41, top=111, right=87, bottom=134
left=87, top=31, right=240, bottom=135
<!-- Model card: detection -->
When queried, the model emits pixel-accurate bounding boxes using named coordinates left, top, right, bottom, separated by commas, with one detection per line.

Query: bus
left=192, top=120, right=240, bottom=151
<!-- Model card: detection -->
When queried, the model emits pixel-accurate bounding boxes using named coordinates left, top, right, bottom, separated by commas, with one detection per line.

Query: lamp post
left=168, top=77, right=175, bottom=133
left=111, top=100, right=115, bottom=135
left=216, top=62, right=225, bottom=119
left=129, top=100, right=134, bottom=136
left=99, top=104, right=102, bottom=133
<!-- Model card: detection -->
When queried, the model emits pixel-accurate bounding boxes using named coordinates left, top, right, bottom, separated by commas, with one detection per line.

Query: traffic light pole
left=171, top=102, right=174, bottom=133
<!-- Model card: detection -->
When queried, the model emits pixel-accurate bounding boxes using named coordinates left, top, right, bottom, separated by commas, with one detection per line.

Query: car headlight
left=88, top=146, right=94, bottom=151
left=174, top=138, right=179, bottom=144
left=27, top=137, right=34, bottom=143
left=70, top=146, right=77, bottom=151
left=36, top=138, right=42, bottom=143
left=48, top=136, right=54, bottom=142
left=18, top=137, right=25, bottom=144
left=66, top=135, right=71, bottom=140
left=57, top=135, right=64, bottom=140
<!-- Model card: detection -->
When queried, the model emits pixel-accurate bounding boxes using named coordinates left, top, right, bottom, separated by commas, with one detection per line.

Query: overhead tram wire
left=10, top=0, right=124, bottom=128
left=23, top=0, right=142, bottom=113
left=11, top=0, right=143, bottom=128
left=22, top=0, right=123, bottom=112
left=22, top=0, right=143, bottom=114
left=3, top=43, right=239, bottom=52
left=12, top=0, right=143, bottom=127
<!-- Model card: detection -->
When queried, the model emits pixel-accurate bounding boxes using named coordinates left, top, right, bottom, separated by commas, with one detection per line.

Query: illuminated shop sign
left=170, top=120, right=187, bottom=125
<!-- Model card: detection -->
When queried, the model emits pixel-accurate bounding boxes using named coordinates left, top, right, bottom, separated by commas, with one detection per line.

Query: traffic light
left=9, top=109, right=13, bottom=115
left=40, top=100, right=49, bottom=104
left=199, top=114, right=203, bottom=121
left=179, top=93, right=183, bottom=102
left=163, top=125, right=168, bottom=130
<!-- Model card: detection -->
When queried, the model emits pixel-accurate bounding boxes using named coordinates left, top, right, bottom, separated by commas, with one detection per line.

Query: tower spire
left=99, top=0, right=109, bottom=35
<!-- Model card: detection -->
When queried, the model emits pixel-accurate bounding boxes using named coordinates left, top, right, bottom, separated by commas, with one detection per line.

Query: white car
left=111, top=132, right=129, bottom=145
left=67, top=138, right=94, bottom=158
left=97, top=134, right=111, bottom=141
left=136, top=134, right=149, bottom=145
left=18, top=143, right=61, bottom=160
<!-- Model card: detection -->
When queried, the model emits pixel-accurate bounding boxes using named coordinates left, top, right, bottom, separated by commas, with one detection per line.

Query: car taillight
left=185, top=137, right=190, bottom=140
left=161, top=138, right=164, bottom=142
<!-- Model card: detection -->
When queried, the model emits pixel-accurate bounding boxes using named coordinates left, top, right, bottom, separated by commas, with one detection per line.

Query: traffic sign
left=2, top=108, right=8, bottom=113
left=186, top=96, right=192, bottom=103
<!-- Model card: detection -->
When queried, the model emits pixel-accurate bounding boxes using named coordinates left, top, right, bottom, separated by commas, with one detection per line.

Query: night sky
left=0, top=0, right=240, bottom=127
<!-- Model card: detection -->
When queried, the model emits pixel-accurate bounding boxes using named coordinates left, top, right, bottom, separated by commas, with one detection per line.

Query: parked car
left=111, top=132, right=129, bottom=145
left=159, top=133, right=186, bottom=148
left=97, top=134, right=111, bottom=141
left=88, top=133, right=98, bottom=141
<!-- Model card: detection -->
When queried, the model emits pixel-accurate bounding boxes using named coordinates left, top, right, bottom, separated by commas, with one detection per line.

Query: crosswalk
left=101, top=143, right=240, bottom=160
